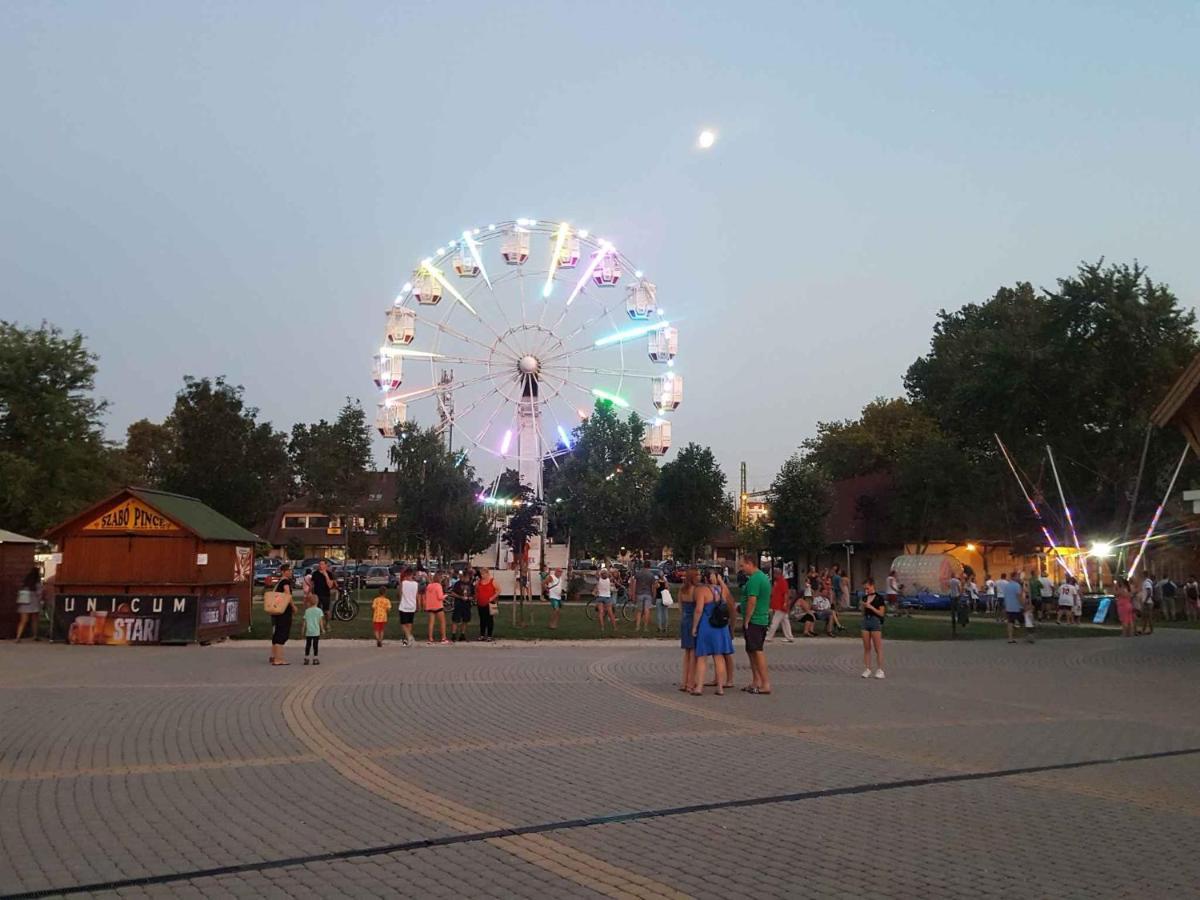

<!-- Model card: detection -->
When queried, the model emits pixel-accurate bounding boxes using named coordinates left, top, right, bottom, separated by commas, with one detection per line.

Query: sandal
left=689, top=690, right=703, bottom=696
left=271, top=661, right=290, bottom=666
left=746, top=686, right=771, bottom=695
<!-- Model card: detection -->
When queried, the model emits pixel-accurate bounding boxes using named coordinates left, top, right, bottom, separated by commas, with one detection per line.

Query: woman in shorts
left=424, top=572, right=448, bottom=644
left=860, top=579, right=886, bottom=679
left=595, top=569, right=617, bottom=634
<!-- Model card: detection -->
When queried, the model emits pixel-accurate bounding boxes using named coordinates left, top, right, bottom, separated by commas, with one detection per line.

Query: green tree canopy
left=289, top=399, right=373, bottom=517
left=546, top=400, right=658, bottom=556
left=0, top=321, right=121, bottom=533
left=160, top=376, right=292, bottom=529
left=121, top=418, right=176, bottom=488
left=904, top=260, right=1198, bottom=534
left=387, top=423, right=490, bottom=559
left=767, top=455, right=832, bottom=564
left=653, top=442, right=727, bottom=560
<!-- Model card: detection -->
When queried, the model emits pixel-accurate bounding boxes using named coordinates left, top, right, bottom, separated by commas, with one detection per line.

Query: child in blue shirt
left=303, top=595, right=325, bottom=665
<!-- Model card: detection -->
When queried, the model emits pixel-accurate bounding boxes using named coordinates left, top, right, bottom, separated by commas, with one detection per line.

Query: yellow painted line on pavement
left=281, top=661, right=690, bottom=899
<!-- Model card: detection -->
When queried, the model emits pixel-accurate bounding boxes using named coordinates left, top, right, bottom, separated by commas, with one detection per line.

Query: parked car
left=362, top=566, right=391, bottom=588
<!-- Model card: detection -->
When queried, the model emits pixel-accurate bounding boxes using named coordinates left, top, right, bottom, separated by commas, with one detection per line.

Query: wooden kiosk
left=44, top=488, right=259, bottom=645
left=1, top=529, right=40, bottom=640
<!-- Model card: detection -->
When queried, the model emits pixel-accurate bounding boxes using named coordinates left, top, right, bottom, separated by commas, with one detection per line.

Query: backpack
left=708, top=587, right=730, bottom=628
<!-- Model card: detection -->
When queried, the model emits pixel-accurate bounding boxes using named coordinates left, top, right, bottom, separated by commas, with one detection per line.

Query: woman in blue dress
left=691, top=572, right=733, bottom=695
left=679, top=569, right=698, bottom=692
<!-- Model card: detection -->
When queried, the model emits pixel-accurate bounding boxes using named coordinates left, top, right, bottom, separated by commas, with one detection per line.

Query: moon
left=697, top=129, right=716, bottom=149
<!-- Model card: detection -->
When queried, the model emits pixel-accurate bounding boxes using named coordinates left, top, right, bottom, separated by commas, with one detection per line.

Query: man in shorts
left=1002, top=571, right=1032, bottom=643
left=544, top=567, right=564, bottom=630
left=632, top=562, right=656, bottom=634
left=449, top=574, right=472, bottom=642
left=739, top=553, right=773, bottom=694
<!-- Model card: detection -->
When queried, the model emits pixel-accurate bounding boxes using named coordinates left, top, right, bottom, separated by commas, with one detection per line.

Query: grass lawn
left=238, top=590, right=1117, bottom=642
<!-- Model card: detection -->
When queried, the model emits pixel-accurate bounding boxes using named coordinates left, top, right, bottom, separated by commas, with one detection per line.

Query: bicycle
left=331, top=591, right=360, bottom=622
left=584, top=589, right=635, bottom=622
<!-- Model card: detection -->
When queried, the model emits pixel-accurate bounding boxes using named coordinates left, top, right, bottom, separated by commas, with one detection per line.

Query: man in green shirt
left=739, top=553, right=773, bottom=694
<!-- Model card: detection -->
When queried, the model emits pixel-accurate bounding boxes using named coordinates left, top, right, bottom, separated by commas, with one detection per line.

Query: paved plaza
left=2, top=631, right=1199, bottom=899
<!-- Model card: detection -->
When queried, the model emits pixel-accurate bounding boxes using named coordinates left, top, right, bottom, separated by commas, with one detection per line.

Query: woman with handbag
left=268, top=564, right=297, bottom=666
left=14, top=567, right=43, bottom=643
left=691, top=572, right=733, bottom=695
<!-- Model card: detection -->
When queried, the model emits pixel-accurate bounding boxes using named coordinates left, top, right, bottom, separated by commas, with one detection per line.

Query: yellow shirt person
left=371, top=591, right=392, bottom=647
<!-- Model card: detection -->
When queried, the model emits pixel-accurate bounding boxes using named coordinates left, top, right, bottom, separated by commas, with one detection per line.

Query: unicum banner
left=53, top=595, right=197, bottom=645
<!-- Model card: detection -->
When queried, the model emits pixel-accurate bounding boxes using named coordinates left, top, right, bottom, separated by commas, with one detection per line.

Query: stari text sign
left=53, top=595, right=197, bottom=644
left=83, top=498, right=178, bottom=532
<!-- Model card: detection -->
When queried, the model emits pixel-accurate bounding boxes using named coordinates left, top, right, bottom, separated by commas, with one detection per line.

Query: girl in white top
left=595, top=570, right=617, bottom=633
left=398, top=573, right=419, bottom=646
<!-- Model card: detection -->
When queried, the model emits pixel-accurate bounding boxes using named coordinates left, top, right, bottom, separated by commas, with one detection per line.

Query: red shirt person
left=765, top=569, right=796, bottom=643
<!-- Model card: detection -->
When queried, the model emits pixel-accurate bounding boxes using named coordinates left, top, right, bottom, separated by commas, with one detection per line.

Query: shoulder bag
left=263, top=586, right=289, bottom=615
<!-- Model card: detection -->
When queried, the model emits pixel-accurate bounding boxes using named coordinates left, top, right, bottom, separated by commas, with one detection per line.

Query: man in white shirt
left=1037, top=574, right=1054, bottom=622
left=985, top=576, right=997, bottom=616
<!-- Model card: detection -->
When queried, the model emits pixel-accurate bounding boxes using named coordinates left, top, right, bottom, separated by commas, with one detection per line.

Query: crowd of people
left=266, top=563, right=506, bottom=664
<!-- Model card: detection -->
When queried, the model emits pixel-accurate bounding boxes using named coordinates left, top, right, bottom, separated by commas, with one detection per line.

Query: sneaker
left=440, top=639, right=450, bottom=645
left=861, top=669, right=871, bottom=678
left=303, top=658, right=310, bottom=665
left=783, top=638, right=795, bottom=643
left=873, top=669, right=886, bottom=679
left=313, top=658, right=320, bottom=665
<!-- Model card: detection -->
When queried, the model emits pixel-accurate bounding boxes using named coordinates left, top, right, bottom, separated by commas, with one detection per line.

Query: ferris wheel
left=372, top=218, right=681, bottom=498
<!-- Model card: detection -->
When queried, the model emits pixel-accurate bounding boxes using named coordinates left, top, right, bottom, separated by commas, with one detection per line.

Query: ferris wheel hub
left=518, top=354, right=540, bottom=375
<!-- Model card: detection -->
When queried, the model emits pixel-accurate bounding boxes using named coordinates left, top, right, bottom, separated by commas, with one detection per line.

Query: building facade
left=259, top=472, right=400, bottom=561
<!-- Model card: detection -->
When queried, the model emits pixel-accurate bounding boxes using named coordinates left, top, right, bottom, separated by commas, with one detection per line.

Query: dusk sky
left=2, top=1, right=1196, bottom=490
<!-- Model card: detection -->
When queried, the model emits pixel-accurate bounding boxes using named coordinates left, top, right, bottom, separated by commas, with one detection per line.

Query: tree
left=801, top=398, right=942, bottom=480
left=653, top=442, right=727, bottom=560
left=501, top=488, right=539, bottom=564
left=285, top=536, right=305, bottom=561
left=388, top=423, right=490, bottom=560
left=767, top=455, right=832, bottom=571
left=802, top=397, right=978, bottom=543
left=160, top=376, right=292, bottom=528
left=736, top=519, right=768, bottom=558
left=120, top=418, right=176, bottom=488
left=289, top=400, right=373, bottom=511
left=904, top=260, right=1199, bottom=537
left=546, top=401, right=659, bottom=556
left=0, top=321, right=122, bottom=534
left=290, top=399, right=374, bottom=557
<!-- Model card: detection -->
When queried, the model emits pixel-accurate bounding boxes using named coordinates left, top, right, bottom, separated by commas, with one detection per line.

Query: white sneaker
left=783, top=638, right=795, bottom=643
left=861, top=668, right=871, bottom=678
left=873, top=669, right=886, bottom=679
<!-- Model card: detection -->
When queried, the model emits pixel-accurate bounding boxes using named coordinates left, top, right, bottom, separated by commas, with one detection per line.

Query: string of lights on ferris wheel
left=371, top=219, right=681, bottom=473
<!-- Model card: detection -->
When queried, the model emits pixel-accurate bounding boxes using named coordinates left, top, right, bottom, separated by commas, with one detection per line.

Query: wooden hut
left=44, top=488, right=259, bottom=645
left=1152, top=353, right=1200, bottom=454
left=1, top=529, right=40, bottom=639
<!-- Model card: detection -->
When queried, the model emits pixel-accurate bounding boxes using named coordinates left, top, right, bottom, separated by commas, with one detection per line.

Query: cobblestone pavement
left=2, top=629, right=1198, bottom=898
